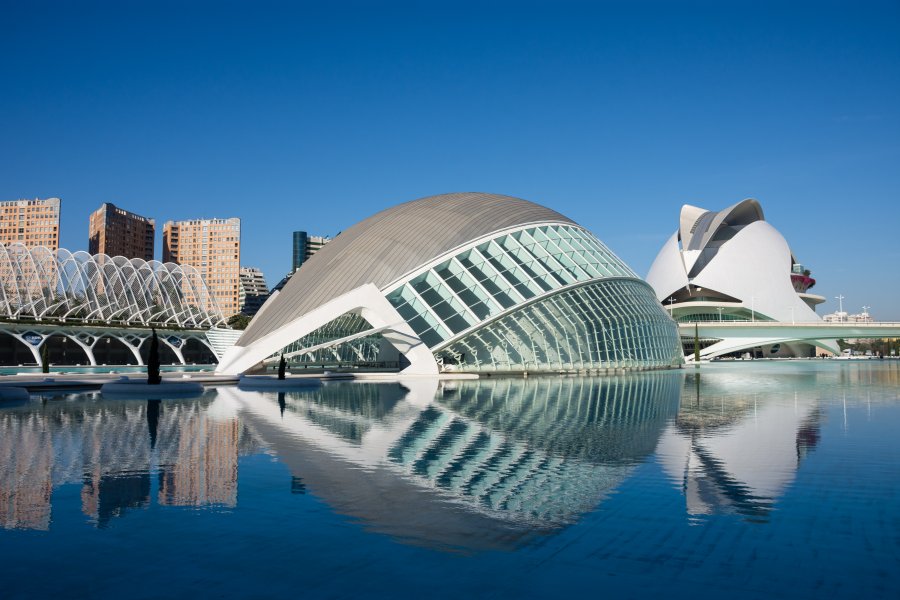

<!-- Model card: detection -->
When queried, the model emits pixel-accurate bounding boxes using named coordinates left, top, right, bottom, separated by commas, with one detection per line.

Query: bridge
left=678, top=321, right=900, bottom=361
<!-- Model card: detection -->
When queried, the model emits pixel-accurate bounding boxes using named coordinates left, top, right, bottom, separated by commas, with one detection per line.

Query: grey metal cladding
left=238, top=192, right=576, bottom=346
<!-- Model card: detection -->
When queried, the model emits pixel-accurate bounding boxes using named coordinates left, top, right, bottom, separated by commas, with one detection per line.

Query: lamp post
left=716, top=307, right=724, bottom=322
left=750, top=296, right=756, bottom=322
left=667, top=297, right=676, bottom=316
left=862, top=306, right=871, bottom=323
left=835, top=295, right=845, bottom=322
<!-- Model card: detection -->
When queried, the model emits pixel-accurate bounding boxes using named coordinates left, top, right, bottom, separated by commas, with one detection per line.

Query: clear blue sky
left=2, top=0, right=898, bottom=317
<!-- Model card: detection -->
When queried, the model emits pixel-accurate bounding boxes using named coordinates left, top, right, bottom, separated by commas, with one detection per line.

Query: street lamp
left=862, top=306, right=871, bottom=322
left=667, top=297, right=676, bottom=316
left=716, top=307, right=724, bottom=322
left=835, top=295, right=845, bottom=322
left=750, top=296, right=756, bottom=322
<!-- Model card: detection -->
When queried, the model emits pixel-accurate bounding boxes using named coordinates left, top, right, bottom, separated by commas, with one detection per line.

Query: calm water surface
left=2, top=361, right=899, bottom=598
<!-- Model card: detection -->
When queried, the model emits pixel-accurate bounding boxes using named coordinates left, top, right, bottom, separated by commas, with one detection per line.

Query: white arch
left=216, top=284, right=438, bottom=376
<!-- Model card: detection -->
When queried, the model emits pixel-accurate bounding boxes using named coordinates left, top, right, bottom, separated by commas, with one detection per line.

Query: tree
left=41, top=343, right=50, bottom=374
left=228, top=313, right=252, bottom=330
left=147, top=328, right=162, bottom=385
left=278, top=354, right=286, bottom=380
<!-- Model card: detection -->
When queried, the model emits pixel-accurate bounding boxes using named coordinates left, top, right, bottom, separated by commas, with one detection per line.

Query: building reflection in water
left=223, top=372, right=683, bottom=550
left=0, top=392, right=257, bottom=531
left=2, top=365, right=851, bottom=542
left=656, top=370, right=824, bottom=521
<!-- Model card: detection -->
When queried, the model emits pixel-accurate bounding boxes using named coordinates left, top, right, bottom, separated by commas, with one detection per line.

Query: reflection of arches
left=139, top=338, right=180, bottom=365
left=0, top=332, right=38, bottom=366
left=181, top=338, right=218, bottom=364
left=92, top=336, right=140, bottom=365
left=43, top=334, right=91, bottom=366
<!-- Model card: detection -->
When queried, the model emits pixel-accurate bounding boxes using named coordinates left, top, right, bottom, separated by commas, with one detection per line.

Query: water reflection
left=224, top=373, right=682, bottom=550
left=1, top=366, right=859, bottom=546
left=0, top=393, right=260, bottom=530
left=656, top=369, right=824, bottom=521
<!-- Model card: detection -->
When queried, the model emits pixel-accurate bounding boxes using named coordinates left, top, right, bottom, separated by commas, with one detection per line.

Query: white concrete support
left=216, top=284, right=438, bottom=376
left=9, top=332, right=42, bottom=365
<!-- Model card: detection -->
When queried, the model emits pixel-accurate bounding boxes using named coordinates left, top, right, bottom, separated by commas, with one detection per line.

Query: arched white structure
left=646, top=199, right=836, bottom=359
left=0, top=244, right=225, bottom=328
left=218, top=193, right=683, bottom=375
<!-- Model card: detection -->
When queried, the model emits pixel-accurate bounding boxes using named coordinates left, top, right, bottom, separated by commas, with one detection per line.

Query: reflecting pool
left=2, top=361, right=899, bottom=598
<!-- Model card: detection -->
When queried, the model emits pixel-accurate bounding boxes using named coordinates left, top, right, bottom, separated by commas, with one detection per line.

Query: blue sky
left=2, top=0, right=898, bottom=317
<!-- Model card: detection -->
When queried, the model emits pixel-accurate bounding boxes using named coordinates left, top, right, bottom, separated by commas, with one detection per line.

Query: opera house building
left=646, top=199, right=834, bottom=358
left=217, top=193, right=682, bottom=375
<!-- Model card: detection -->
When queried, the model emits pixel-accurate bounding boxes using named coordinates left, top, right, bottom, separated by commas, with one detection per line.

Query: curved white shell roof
left=239, top=192, right=576, bottom=346
left=646, top=198, right=819, bottom=324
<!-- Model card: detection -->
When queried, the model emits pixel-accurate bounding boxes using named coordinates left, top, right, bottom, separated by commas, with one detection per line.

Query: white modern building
left=217, top=192, right=683, bottom=375
left=646, top=199, right=836, bottom=358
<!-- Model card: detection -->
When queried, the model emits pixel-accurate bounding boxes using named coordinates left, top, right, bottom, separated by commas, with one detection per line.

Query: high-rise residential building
left=0, top=197, right=60, bottom=249
left=88, top=202, right=155, bottom=260
left=292, top=231, right=330, bottom=271
left=163, top=217, right=241, bottom=317
left=238, top=267, right=269, bottom=316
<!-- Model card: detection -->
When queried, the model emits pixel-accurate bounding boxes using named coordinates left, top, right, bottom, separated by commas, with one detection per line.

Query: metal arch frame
left=0, top=244, right=226, bottom=328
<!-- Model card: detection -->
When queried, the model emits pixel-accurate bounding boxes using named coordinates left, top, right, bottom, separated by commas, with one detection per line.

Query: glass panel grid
left=387, top=225, right=667, bottom=353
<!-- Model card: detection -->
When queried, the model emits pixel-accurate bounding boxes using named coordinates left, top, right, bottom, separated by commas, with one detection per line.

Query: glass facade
left=280, top=313, right=384, bottom=367
left=439, top=280, right=681, bottom=372
left=382, top=224, right=680, bottom=371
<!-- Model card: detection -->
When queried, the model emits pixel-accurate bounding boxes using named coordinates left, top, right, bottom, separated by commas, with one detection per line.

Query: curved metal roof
left=239, top=192, right=576, bottom=346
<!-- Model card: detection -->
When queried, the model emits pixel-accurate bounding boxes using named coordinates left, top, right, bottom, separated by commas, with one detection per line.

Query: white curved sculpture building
left=0, top=243, right=224, bottom=327
left=646, top=199, right=834, bottom=358
left=217, top=192, right=683, bottom=375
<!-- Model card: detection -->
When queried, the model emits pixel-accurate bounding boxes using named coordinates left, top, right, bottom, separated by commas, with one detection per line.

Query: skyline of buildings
left=163, top=217, right=242, bottom=318
left=88, top=202, right=155, bottom=261
left=0, top=196, right=334, bottom=319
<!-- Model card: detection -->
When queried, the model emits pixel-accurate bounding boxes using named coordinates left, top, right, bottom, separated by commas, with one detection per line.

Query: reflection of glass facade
left=384, top=224, right=680, bottom=371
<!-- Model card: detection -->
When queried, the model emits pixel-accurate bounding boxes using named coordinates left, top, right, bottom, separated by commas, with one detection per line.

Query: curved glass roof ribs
left=0, top=243, right=225, bottom=328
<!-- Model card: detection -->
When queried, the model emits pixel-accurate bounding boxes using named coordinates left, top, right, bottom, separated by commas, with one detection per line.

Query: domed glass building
left=217, top=193, right=682, bottom=375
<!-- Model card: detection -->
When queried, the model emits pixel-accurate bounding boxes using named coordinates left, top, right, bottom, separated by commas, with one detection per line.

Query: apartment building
left=163, top=217, right=241, bottom=317
left=88, top=202, right=155, bottom=260
left=0, top=197, right=60, bottom=249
